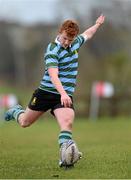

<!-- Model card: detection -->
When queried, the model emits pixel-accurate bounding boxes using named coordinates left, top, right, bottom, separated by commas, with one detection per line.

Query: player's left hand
left=96, top=14, right=105, bottom=25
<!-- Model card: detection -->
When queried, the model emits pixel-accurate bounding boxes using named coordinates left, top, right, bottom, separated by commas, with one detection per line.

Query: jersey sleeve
left=72, top=35, right=87, bottom=50
left=77, top=35, right=85, bottom=46
left=44, top=43, right=59, bottom=68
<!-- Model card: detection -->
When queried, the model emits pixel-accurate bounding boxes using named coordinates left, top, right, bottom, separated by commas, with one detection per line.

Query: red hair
left=59, top=20, right=79, bottom=38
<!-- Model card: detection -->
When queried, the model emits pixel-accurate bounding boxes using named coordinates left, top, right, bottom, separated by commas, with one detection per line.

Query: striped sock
left=58, top=131, right=72, bottom=147
left=13, top=110, right=25, bottom=122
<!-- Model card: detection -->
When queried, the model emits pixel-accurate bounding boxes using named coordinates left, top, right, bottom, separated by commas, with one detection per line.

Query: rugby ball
left=60, top=140, right=80, bottom=165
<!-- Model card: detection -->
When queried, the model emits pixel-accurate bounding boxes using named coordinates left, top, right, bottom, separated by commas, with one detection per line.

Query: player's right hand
left=61, top=93, right=72, bottom=108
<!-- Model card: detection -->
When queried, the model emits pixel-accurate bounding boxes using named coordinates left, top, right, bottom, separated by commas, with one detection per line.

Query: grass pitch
left=0, top=117, right=131, bottom=179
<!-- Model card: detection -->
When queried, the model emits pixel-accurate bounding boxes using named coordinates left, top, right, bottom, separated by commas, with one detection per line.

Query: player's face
left=58, top=31, right=75, bottom=49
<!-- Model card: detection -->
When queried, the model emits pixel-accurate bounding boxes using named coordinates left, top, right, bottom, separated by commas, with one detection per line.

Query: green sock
left=13, top=110, right=25, bottom=122
left=58, top=131, right=72, bottom=147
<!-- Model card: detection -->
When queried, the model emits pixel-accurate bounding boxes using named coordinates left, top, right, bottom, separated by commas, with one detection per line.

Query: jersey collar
left=55, top=36, right=72, bottom=48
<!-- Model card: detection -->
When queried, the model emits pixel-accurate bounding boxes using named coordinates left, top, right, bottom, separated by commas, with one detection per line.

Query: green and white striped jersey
left=39, top=35, right=86, bottom=96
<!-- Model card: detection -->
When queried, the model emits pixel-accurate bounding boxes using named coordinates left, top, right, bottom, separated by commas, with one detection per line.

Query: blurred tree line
left=0, top=5, right=131, bottom=117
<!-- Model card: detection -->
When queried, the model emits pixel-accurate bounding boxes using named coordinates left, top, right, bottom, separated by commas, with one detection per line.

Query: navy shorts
left=28, top=88, right=74, bottom=115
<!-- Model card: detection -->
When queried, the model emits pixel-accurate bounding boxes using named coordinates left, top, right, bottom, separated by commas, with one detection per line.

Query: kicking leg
left=18, top=107, right=44, bottom=128
left=5, top=105, right=44, bottom=128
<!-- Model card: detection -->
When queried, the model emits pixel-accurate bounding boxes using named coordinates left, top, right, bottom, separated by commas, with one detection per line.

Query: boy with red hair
left=5, top=15, right=105, bottom=167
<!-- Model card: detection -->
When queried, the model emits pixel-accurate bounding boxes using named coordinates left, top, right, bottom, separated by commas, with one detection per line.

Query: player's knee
left=20, top=120, right=31, bottom=128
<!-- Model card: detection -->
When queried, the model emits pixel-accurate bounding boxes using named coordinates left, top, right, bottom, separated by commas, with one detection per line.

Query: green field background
left=0, top=118, right=131, bottom=179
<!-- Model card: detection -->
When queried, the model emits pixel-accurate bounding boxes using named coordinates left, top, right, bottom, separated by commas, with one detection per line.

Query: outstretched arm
left=82, top=14, right=105, bottom=40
